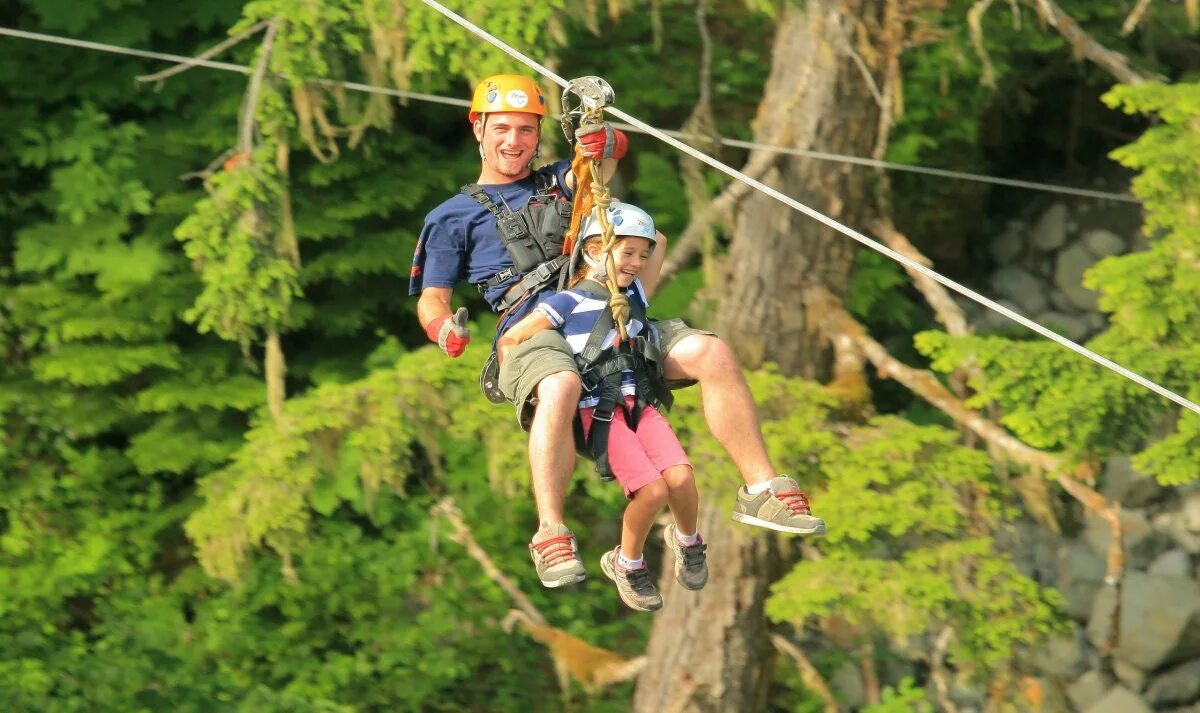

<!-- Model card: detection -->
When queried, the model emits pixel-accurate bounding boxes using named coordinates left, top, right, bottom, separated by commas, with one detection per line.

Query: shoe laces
left=533, top=534, right=577, bottom=567
left=773, top=488, right=812, bottom=515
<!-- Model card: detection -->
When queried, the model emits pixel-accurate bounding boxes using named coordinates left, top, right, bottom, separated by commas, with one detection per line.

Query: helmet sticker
left=506, top=90, right=529, bottom=108
left=485, top=82, right=498, bottom=105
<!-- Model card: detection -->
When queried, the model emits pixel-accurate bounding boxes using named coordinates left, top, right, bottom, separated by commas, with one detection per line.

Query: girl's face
left=592, top=236, right=651, bottom=288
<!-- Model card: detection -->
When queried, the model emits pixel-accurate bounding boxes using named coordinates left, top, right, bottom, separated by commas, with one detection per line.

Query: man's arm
left=418, top=287, right=470, bottom=357
left=639, top=231, right=669, bottom=298
left=497, top=312, right=555, bottom=364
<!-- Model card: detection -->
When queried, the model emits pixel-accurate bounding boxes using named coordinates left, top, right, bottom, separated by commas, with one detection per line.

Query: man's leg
left=498, top=329, right=589, bottom=586
left=528, top=370, right=580, bottom=528
left=662, top=333, right=825, bottom=535
left=662, top=334, right=773, bottom=487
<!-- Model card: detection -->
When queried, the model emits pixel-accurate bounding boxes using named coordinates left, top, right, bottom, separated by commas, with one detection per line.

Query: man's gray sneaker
left=732, top=476, right=826, bottom=535
left=663, top=524, right=708, bottom=591
left=529, top=525, right=586, bottom=588
left=599, top=547, right=663, bottom=612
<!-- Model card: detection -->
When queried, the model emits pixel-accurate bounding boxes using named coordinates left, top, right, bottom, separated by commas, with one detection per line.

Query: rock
left=1035, top=311, right=1090, bottom=342
left=1033, top=203, right=1070, bottom=251
left=1068, top=670, right=1111, bottom=711
left=990, top=227, right=1023, bottom=265
left=1049, top=290, right=1078, bottom=313
left=1153, top=510, right=1200, bottom=555
left=1033, top=630, right=1088, bottom=680
left=1054, top=243, right=1100, bottom=311
left=991, top=266, right=1048, bottom=314
left=1059, top=539, right=1107, bottom=621
left=1183, top=492, right=1200, bottom=533
left=977, top=299, right=1025, bottom=333
left=1148, top=550, right=1192, bottom=578
left=1084, top=686, right=1152, bottom=713
left=1145, top=659, right=1200, bottom=707
left=1101, top=455, right=1166, bottom=507
left=1113, top=658, right=1147, bottom=692
left=1084, top=509, right=1168, bottom=569
left=1082, top=229, right=1127, bottom=258
left=1086, top=573, right=1200, bottom=671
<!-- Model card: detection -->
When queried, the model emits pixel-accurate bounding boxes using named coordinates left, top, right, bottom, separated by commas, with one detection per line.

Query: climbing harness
left=463, top=168, right=573, bottom=312
left=420, top=0, right=1200, bottom=418
left=568, top=280, right=672, bottom=480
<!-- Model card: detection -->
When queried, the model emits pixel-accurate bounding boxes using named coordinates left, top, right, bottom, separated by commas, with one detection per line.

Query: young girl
left=497, top=201, right=707, bottom=612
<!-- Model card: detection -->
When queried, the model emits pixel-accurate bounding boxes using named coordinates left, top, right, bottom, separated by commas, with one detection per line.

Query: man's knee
left=667, top=334, right=739, bottom=380
left=535, top=370, right=582, bottom=411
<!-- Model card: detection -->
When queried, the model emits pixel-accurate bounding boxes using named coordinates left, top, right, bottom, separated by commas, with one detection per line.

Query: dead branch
left=807, top=286, right=1131, bottom=646
left=136, top=19, right=270, bottom=84
left=930, top=626, right=960, bottom=713
left=870, top=216, right=972, bottom=337
left=432, top=499, right=647, bottom=695
left=1026, top=0, right=1159, bottom=84
left=968, top=0, right=999, bottom=89
left=431, top=498, right=545, bottom=626
left=1120, top=0, right=1154, bottom=35
left=238, top=18, right=280, bottom=155
left=769, top=634, right=838, bottom=713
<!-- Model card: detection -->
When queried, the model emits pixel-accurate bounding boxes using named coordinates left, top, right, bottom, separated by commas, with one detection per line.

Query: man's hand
left=576, top=122, right=628, bottom=160
left=425, top=307, right=471, bottom=357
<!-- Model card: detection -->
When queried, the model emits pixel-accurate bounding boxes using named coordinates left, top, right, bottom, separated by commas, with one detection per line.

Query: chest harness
left=568, top=280, right=673, bottom=481
left=461, top=167, right=573, bottom=313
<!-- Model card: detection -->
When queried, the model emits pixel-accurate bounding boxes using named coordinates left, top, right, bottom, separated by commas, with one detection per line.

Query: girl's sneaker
left=663, top=524, right=708, bottom=590
left=600, top=547, right=663, bottom=612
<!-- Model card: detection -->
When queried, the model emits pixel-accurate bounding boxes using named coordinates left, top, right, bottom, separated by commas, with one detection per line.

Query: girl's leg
left=620, top=479, right=669, bottom=560
left=662, top=464, right=699, bottom=536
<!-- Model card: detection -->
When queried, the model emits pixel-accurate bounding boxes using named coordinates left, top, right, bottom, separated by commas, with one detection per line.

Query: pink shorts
left=579, top=396, right=691, bottom=498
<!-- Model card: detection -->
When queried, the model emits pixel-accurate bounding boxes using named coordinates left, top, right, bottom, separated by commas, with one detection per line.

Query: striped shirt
left=535, top=279, right=650, bottom=409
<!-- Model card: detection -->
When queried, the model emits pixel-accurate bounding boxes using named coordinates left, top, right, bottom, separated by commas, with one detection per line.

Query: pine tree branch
left=135, top=19, right=270, bottom=84
left=1026, top=0, right=1160, bottom=84
left=238, top=18, right=281, bottom=155
left=806, top=286, right=1128, bottom=650
left=930, top=626, right=960, bottom=713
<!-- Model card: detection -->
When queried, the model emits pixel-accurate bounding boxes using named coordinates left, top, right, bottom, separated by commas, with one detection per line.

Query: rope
left=0, top=25, right=1140, bottom=203
left=419, top=0, right=1200, bottom=417
left=3, top=17, right=1194, bottom=415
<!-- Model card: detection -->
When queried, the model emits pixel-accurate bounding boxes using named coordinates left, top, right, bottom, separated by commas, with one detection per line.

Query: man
left=410, top=74, right=825, bottom=589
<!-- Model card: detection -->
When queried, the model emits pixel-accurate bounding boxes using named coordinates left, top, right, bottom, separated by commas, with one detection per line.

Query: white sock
left=746, top=480, right=772, bottom=495
left=618, top=549, right=645, bottom=569
left=674, top=528, right=700, bottom=546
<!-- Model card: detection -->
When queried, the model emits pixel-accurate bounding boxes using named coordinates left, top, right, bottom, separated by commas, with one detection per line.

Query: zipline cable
left=0, top=25, right=1138, bottom=203
left=3, top=19, right=1193, bottom=414
left=419, top=0, right=1200, bottom=417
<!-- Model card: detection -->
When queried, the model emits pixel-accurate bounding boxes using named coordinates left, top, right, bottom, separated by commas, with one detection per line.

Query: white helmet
left=573, top=201, right=660, bottom=277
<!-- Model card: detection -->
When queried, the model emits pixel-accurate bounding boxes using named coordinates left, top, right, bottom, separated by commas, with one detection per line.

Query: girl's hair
left=568, top=237, right=605, bottom=288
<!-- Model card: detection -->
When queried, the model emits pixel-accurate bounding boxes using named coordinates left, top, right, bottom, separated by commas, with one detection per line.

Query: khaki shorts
left=498, top=319, right=715, bottom=429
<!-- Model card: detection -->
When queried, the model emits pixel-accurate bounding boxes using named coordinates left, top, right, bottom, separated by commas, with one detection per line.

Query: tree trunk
left=631, top=507, right=784, bottom=713
left=634, top=3, right=889, bottom=711
left=714, top=0, right=884, bottom=379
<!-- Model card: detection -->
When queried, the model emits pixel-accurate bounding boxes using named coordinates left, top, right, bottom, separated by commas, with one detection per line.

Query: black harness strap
left=569, top=280, right=674, bottom=481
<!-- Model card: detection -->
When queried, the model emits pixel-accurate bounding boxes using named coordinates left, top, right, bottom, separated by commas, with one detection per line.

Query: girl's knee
left=663, top=464, right=695, bottom=491
left=633, top=479, right=670, bottom=507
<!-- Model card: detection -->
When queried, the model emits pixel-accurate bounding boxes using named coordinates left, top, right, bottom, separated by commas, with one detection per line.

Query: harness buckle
left=591, top=408, right=614, bottom=423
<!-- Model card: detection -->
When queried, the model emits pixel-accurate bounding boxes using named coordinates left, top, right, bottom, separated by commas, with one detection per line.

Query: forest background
left=2, top=0, right=1199, bottom=711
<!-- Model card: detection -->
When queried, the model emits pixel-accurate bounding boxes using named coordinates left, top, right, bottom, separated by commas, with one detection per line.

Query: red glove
left=576, top=122, right=628, bottom=160
left=425, top=307, right=471, bottom=358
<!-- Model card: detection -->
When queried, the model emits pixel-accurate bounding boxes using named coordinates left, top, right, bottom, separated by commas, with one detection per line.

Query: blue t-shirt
left=534, top=279, right=650, bottom=409
left=408, top=160, right=573, bottom=333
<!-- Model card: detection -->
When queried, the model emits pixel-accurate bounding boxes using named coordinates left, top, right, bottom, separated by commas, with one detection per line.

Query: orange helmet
left=468, top=74, right=547, bottom=123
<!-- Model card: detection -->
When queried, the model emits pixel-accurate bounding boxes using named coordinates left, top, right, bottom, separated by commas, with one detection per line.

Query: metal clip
left=560, top=76, right=615, bottom=146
